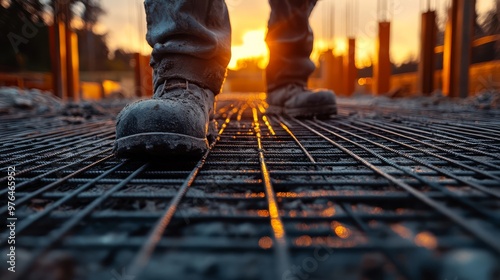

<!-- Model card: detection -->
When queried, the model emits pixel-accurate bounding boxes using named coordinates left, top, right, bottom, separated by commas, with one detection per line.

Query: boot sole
left=114, top=132, right=209, bottom=158
left=267, top=104, right=337, bottom=118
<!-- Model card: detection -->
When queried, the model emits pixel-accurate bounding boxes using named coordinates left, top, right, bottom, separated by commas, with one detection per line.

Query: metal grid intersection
left=1, top=96, right=500, bottom=280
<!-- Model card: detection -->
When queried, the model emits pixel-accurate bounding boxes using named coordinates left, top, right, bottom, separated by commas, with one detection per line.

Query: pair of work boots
left=115, top=81, right=337, bottom=158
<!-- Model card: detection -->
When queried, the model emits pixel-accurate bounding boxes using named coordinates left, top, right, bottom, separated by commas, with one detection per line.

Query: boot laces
left=157, top=79, right=190, bottom=98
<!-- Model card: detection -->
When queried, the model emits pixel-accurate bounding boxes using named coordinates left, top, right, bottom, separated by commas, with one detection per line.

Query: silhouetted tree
left=48, top=0, right=105, bottom=29
left=479, top=5, right=500, bottom=58
left=107, top=49, right=134, bottom=71
left=0, top=0, right=114, bottom=72
left=0, top=0, right=50, bottom=71
left=75, top=29, right=110, bottom=71
left=76, top=0, right=105, bottom=30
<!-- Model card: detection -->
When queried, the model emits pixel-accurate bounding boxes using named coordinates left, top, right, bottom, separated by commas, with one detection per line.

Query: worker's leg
left=145, top=0, right=231, bottom=94
left=266, top=0, right=316, bottom=91
left=115, top=0, right=231, bottom=158
left=266, top=0, right=337, bottom=118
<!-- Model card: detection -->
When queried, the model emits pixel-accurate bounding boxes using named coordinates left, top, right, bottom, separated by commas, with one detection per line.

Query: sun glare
left=312, top=38, right=373, bottom=68
left=222, top=28, right=376, bottom=71
left=228, top=29, right=269, bottom=70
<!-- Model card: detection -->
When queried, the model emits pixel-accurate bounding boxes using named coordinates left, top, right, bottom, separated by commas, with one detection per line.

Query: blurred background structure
left=0, top=0, right=499, bottom=99
left=1, top=2, right=500, bottom=280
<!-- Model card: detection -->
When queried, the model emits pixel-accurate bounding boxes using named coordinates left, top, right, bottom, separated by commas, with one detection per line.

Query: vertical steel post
left=134, top=53, right=153, bottom=97
left=320, top=50, right=335, bottom=91
left=50, top=1, right=79, bottom=101
left=66, top=30, right=80, bottom=101
left=442, top=0, right=475, bottom=98
left=332, top=55, right=344, bottom=95
left=50, top=20, right=67, bottom=100
left=143, top=55, right=153, bottom=97
left=418, top=11, right=437, bottom=95
left=134, top=53, right=143, bottom=97
left=374, top=21, right=391, bottom=95
left=62, top=2, right=76, bottom=101
left=344, top=38, right=357, bottom=96
left=442, top=3, right=457, bottom=97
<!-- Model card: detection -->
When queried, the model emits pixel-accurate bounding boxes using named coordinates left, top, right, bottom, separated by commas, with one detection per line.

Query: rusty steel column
left=50, top=20, right=67, bottom=100
left=332, top=55, right=344, bottom=95
left=344, top=38, right=357, bottom=96
left=442, top=0, right=475, bottom=98
left=320, top=50, right=335, bottom=91
left=418, top=11, right=437, bottom=96
left=442, top=3, right=457, bottom=98
left=62, top=1, right=78, bottom=101
left=134, top=53, right=153, bottom=97
left=143, top=55, right=153, bottom=97
left=373, top=21, right=391, bottom=95
left=66, top=30, right=80, bottom=101
left=50, top=1, right=79, bottom=101
left=134, top=53, right=141, bottom=97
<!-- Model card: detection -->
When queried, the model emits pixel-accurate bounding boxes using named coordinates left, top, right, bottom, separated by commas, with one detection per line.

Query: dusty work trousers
left=145, top=0, right=317, bottom=94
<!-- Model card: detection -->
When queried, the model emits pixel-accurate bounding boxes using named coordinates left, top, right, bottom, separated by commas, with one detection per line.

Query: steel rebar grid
left=1, top=95, right=499, bottom=280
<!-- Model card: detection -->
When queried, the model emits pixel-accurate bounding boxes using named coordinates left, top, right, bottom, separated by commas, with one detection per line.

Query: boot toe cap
left=116, top=99, right=206, bottom=139
left=284, top=89, right=336, bottom=109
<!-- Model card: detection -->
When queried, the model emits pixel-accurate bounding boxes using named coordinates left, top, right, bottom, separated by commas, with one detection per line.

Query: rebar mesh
left=1, top=95, right=499, bottom=280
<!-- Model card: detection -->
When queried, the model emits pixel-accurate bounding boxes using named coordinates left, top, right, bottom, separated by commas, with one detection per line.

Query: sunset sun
left=228, top=29, right=269, bottom=70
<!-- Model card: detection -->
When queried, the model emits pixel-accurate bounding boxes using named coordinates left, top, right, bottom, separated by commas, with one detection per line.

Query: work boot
left=114, top=0, right=230, bottom=158
left=114, top=80, right=216, bottom=158
left=265, top=0, right=336, bottom=118
left=266, top=83, right=337, bottom=118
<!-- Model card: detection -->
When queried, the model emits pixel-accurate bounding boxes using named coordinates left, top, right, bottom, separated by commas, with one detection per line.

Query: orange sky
left=98, top=0, right=496, bottom=69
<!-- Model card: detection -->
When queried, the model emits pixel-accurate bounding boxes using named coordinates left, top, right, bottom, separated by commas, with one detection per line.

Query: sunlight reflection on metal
left=245, top=192, right=265, bottom=198
left=262, top=116, right=276, bottom=136
left=259, top=236, right=273, bottom=249
left=321, top=206, right=336, bottom=217
left=258, top=103, right=267, bottom=114
left=271, top=214, right=285, bottom=239
left=276, top=192, right=299, bottom=198
left=332, top=221, right=351, bottom=239
left=252, top=107, right=289, bottom=272
left=415, top=231, right=438, bottom=249
left=236, top=103, right=249, bottom=122
left=391, top=224, right=413, bottom=240
left=295, top=235, right=313, bottom=247
left=258, top=210, right=270, bottom=217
